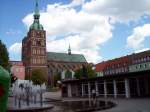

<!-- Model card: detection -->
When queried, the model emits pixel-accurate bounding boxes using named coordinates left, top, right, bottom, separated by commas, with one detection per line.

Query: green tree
left=86, top=65, right=96, bottom=78
left=74, top=69, right=82, bottom=79
left=65, top=70, right=72, bottom=79
left=31, top=69, right=46, bottom=85
left=74, top=65, right=96, bottom=79
left=0, top=40, right=9, bottom=70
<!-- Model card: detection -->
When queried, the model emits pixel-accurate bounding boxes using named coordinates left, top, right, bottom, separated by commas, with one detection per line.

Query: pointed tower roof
left=34, top=0, right=39, bottom=16
left=30, top=0, right=43, bottom=30
left=68, top=44, right=71, bottom=55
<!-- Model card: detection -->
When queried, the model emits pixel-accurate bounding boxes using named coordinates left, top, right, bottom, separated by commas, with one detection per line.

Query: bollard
left=0, top=66, right=11, bottom=112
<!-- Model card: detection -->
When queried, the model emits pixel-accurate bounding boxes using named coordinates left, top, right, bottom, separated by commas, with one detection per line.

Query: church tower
left=22, top=0, right=47, bottom=80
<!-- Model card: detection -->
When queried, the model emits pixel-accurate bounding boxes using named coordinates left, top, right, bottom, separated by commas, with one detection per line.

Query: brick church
left=22, top=1, right=87, bottom=85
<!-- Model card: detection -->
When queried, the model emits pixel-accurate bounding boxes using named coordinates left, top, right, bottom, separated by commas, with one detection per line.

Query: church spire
left=68, top=44, right=71, bottom=55
left=30, top=0, right=43, bottom=30
left=34, top=0, right=40, bottom=23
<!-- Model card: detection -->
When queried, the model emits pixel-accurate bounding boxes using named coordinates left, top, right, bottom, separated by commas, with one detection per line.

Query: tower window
left=37, top=41, right=41, bottom=46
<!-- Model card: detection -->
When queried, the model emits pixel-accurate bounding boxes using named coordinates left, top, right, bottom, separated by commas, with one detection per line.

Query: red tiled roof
left=96, top=56, right=130, bottom=72
left=96, top=50, right=150, bottom=72
left=95, top=61, right=107, bottom=72
left=106, top=56, right=130, bottom=66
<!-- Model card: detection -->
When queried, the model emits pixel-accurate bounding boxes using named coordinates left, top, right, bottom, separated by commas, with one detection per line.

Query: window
left=32, top=32, right=35, bottom=36
left=37, top=41, right=41, bottom=46
left=34, top=58, right=37, bottom=64
left=41, top=41, right=45, bottom=46
left=139, top=65, right=142, bottom=68
left=32, top=40, right=36, bottom=45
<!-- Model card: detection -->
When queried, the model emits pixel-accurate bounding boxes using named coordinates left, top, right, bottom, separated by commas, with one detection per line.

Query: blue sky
left=0, top=0, right=150, bottom=63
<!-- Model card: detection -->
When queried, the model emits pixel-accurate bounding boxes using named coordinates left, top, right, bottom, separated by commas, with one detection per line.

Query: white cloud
left=22, top=2, right=113, bottom=63
left=127, top=24, right=150, bottom=49
left=134, top=48, right=150, bottom=53
left=83, top=0, right=150, bottom=22
left=9, top=43, right=22, bottom=60
left=69, top=0, right=85, bottom=7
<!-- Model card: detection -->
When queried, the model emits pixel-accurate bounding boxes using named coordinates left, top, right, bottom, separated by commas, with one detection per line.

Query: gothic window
left=32, top=40, right=36, bottom=45
left=37, top=40, right=41, bottom=46
left=32, top=49, right=34, bottom=54
left=41, top=40, right=45, bottom=46
left=42, top=34, right=45, bottom=38
left=32, top=32, right=35, bottom=37
left=34, top=58, right=36, bottom=64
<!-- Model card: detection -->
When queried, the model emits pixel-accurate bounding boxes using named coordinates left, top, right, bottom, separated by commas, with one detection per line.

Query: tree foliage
left=65, top=70, right=72, bottom=79
left=74, top=69, right=82, bottom=79
left=74, top=65, right=96, bottom=79
left=31, top=69, right=46, bottom=85
left=0, top=40, right=9, bottom=70
left=86, top=65, right=96, bottom=78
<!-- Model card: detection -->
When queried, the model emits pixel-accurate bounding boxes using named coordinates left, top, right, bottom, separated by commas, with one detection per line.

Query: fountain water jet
left=8, top=79, right=53, bottom=112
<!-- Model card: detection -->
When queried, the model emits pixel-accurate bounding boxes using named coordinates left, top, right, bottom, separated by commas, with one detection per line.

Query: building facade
left=22, top=1, right=87, bottom=85
left=62, top=50, right=150, bottom=98
left=22, top=1, right=48, bottom=80
left=47, top=52, right=87, bottom=85
left=9, top=61, right=25, bottom=80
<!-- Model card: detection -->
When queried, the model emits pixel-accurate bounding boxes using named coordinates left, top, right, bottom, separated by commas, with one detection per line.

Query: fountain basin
left=8, top=106, right=53, bottom=112
left=50, top=100, right=116, bottom=112
left=8, top=103, right=53, bottom=112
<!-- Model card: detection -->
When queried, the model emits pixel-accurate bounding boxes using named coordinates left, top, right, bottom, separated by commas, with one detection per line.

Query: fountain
left=8, top=79, right=53, bottom=112
left=8, top=80, right=116, bottom=112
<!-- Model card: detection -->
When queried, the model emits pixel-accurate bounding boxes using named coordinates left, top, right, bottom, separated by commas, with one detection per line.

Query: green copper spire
left=35, top=0, right=39, bottom=15
left=30, top=0, right=43, bottom=30
left=68, top=44, right=71, bottom=55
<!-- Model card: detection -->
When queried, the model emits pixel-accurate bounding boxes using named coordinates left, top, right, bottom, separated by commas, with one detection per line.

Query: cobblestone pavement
left=98, top=98, right=150, bottom=112
left=44, top=91, right=150, bottom=112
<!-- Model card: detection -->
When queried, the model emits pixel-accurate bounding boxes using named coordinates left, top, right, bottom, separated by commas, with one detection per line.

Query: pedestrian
left=92, top=89, right=96, bottom=100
